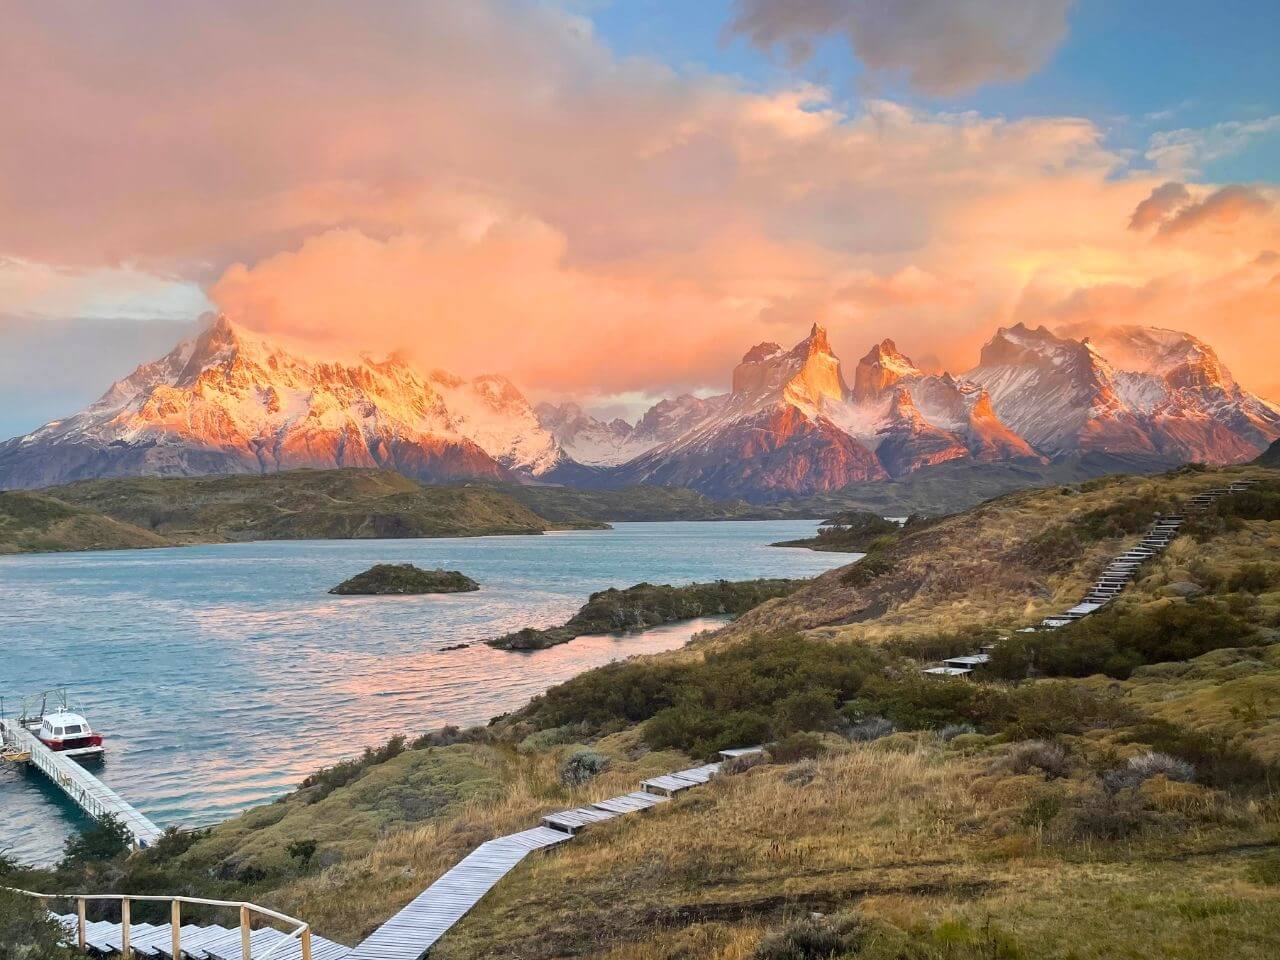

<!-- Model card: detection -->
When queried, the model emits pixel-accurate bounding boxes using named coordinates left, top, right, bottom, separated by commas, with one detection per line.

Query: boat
left=8, top=689, right=106, bottom=759
left=33, top=710, right=105, bottom=757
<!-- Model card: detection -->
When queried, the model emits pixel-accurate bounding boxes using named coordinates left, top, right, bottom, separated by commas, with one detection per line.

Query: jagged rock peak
left=740, top=341, right=783, bottom=364
left=852, top=337, right=923, bottom=404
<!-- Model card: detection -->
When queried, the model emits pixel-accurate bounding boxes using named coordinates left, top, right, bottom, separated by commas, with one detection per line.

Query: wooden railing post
left=301, top=926, right=312, bottom=960
left=240, top=904, right=252, bottom=960
left=171, top=900, right=181, bottom=959
left=121, top=898, right=132, bottom=959
left=76, top=897, right=86, bottom=951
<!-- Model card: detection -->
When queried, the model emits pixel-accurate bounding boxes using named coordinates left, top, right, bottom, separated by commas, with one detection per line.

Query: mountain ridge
left=2, top=317, right=1276, bottom=501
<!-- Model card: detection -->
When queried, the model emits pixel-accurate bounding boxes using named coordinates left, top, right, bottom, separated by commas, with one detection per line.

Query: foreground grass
left=433, top=739, right=1280, bottom=960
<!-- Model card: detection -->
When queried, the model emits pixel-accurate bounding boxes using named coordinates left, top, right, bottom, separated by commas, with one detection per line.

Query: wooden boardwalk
left=347, top=750, right=759, bottom=960
left=0, top=718, right=163, bottom=847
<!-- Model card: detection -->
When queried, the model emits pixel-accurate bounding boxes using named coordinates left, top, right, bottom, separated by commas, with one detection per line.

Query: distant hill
left=492, top=483, right=799, bottom=523
left=0, top=469, right=606, bottom=554
left=0, top=490, right=169, bottom=554
left=1256, top=438, right=1280, bottom=467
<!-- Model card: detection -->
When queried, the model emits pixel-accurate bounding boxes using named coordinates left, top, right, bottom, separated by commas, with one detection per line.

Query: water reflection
left=0, top=521, right=847, bottom=863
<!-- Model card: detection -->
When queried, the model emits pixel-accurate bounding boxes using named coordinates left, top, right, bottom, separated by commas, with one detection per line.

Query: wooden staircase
left=7, top=890, right=348, bottom=960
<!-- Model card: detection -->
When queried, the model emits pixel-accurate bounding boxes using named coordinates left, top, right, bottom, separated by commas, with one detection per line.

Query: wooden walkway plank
left=347, top=750, right=752, bottom=959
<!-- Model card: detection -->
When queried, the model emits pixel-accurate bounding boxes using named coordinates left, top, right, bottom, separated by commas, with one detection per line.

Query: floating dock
left=0, top=718, right=163, bottom=848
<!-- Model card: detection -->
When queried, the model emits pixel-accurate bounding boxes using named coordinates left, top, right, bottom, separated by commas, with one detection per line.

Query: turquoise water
left=0, top=521, right=847, bottom=865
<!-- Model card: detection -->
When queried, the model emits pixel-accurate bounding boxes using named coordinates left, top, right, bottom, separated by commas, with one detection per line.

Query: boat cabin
left=36, top=711, right=104, bottom=756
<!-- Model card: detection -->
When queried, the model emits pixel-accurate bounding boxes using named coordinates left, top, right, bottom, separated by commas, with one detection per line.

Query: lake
left=0, top=521, right=848, bottom=864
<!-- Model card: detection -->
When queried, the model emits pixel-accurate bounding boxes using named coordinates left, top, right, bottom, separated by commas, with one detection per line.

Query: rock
left=1160, top=580, right=1205, bottom=598
left=329, top=563, right=479, bottom=596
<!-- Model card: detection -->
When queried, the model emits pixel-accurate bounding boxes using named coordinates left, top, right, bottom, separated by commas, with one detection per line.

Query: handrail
left=3, top=887, right=311, bottom=960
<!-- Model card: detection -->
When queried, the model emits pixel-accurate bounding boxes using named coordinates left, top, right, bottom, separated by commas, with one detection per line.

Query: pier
left=0, top=718, right=164, bottom=848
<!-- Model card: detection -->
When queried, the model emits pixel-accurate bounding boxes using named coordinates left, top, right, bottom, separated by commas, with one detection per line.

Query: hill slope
left=1256, top=438, right=1280, bottom=467
left=0, top=490, right=170, bottom=554
left=47, top=469, right=585, bottom=544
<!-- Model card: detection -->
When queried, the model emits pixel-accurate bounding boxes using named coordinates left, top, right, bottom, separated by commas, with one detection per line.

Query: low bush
left=851, top=675, right=1012, bottom=731
left=775, top=688, right=840, bottom=735
left=298, top=735, right=407, bottom=802
left=846, top=715, right=896, bottom=742
left=995, top=741, right=1074, bottom=780
left=989, top=599, right=1257, bottom=680
left=62, top=814, right=132, bottom=865
left=754, top=915, right=864, bottom=960
left=0, top=889, right=76, bottom=959
left=559, top=748, right=609, bottom=787
left=1228, top=563, right=1280, bottom=593
left=523, top=633, right=880, bottom=757
left=936, top=723, right=977, bottom=742
left=769, top=732, right=827, bottom=763
left=1064, top=790, right=1148, bottom=841
left=1126, top=720, right=1275, bottom=791
left=840, top=552, right=896, bottom=587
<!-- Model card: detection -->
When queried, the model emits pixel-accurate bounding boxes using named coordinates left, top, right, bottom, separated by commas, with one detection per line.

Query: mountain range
left=1, top=317, right=1276, bottom=501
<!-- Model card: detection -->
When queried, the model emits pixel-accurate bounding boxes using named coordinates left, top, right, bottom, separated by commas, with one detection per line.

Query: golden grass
left=714, top=466, right=1276, bottom=648
left=430, top=739, right=1280, bottom=959
left=252, top=733, right=696, bottom=943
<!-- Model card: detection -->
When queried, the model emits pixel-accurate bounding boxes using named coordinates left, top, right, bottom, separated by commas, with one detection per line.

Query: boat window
left=64, top=724, right=83, bottom=734
left=54, top=727, right=64, bottom=737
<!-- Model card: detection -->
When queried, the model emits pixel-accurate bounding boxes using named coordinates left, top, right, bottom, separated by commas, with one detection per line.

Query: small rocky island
left=329, top=563, right=480, bottom=595
left=486, top=578, right=801, bottom=650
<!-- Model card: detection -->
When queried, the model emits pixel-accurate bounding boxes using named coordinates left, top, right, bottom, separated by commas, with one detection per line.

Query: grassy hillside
left=11, top=463, right=1280, bottom=959
left=0, top=490, right=169, bottom=554
left=46, top=469, right=600, bottom=544
left=1256, top=439, right=1280, bottom=468
left=771, top=452, right=1178, bottom=517
left=721, top=465, right=1273, bottom=646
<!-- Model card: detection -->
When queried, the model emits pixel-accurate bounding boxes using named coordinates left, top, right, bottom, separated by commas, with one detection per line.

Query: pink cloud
left=0, top=0, right=1277, bottom=407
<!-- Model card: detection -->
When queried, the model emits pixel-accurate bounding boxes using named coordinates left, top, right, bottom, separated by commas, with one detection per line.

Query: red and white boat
left=11, top=690, right=106, bottom=759
left=33, top=710, right=105, bottom=757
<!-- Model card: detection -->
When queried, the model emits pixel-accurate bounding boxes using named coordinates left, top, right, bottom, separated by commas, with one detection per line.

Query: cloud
left=725, top=0, right=1075, bottom=95
left=1146, top=115, right=1280, bottom=176
left=1128, top=182, right=1190, bottom=231
left=0, top=0, right=1277, bottom=412
left=1158, top=185, right=1274, bottom=237
left=1128, top=183, right=1275, bottom=240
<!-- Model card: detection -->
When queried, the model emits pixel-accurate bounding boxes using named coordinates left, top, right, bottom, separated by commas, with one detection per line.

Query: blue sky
left=588, top=0, right=1280, bottom=182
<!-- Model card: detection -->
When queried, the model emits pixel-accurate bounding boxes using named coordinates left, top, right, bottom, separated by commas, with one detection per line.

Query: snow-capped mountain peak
left=851, top=338, right=925, bottom=403
left=0, top=316, right=563, bottom=489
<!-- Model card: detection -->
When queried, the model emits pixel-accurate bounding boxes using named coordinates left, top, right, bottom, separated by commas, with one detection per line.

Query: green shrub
left=840, top=552, right=895, bottom=587
left=62, top=814, right=132, bottom=865
left=1248, top=853, right=1280, bottom=885
left=851, top=676, right=1012, bottom=731
left=0, top=889, right=76, bottom=959
left=1126, top=720, right=1276, bottom=791
left=298, top=735, right=407, bottom=802
left=525, top=634, right=879, bottom=757
left=990, top=600, right=1256, bottom=680
left=559, top=748, right=610, bottom=787
left=769, top=732, right=827, bottom=763
left=1228, top=563, right=1280, bottom=593
left=774, top=688, right=839, bottom=735
left=754, top=915, right=864, bottom=960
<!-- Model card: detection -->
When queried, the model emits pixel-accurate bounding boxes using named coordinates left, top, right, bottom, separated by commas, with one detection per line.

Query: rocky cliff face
left=967, top=323, right=1280, bottom=463
left=4, top=317, right=1275, bottom=500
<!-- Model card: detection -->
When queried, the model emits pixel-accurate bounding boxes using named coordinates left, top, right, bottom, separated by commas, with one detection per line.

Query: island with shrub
left=329, top=563, right=480, bottom=595
left=485, top=577, right=801, bottom=650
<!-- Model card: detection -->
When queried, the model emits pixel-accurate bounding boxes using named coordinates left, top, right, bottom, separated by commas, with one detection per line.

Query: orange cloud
left=1, top=0, right=1278, bottom=408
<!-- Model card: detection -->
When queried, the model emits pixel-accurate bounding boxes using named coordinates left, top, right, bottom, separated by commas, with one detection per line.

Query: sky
left=1, top=0, right=1278, bottom=438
